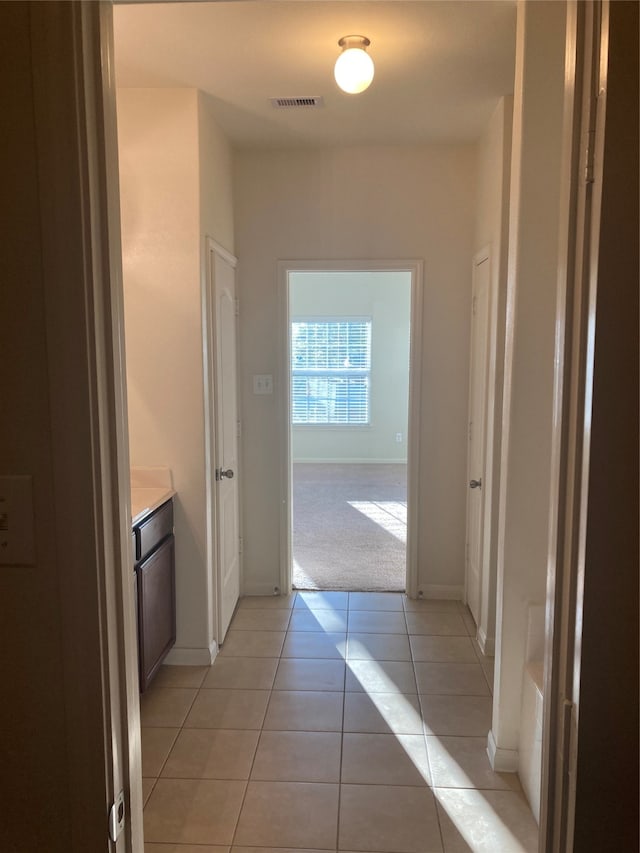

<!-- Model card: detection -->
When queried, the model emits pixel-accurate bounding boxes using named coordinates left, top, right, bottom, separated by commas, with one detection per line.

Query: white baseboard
left=164, top=640, right=218, bottom=666
left=242, top=581, right=284, bottom=597
left=418, top=584, right=464, bottom=600
left=487, top=729, right=519, bottom=772
left=477, top=626, right=495, bottom=657
left=292, top=458, right=407, bottom=464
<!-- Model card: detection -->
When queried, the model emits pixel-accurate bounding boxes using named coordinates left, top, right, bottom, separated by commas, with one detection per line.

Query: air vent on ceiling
left=270, top=96, right=325, bottom=109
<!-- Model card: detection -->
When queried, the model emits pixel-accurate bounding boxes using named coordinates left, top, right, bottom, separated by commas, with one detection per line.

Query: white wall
left=471, top=95, right=513, bottom=654
left=234, top=144, right=476, bottom=595
left=290, top=270, right=411, bottom=463
left=118, top=88, right=234, bottom=658
left=490, top=0, right=567, bottom=770
left=199, top=91, right=235, bottom=254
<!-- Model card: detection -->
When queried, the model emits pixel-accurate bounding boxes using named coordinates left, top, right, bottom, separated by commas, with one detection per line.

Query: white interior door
left=211, top=243, right=240, bottom=642
left=465, top=254, right=491, bottom=625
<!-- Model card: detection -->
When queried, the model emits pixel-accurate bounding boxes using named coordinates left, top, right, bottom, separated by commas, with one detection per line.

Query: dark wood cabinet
left=133, top=499, right=175, bottom=692
left=136, top=499, right=173, bottom=562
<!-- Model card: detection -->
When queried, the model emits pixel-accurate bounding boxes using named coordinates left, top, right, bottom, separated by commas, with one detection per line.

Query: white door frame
left=541, top=1, right=614, bottom=848
left=24, top=2, right=143, bottom=849
left=98, top=4, right=144, bottom=845
left=277, top=259, right=424, bottom=597
left=464, top=247, right=492, bottom=632
left=203, top=237, right=241, bottom=647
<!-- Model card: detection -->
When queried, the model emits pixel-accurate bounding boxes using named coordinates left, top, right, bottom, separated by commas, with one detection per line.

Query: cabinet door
left=136, top=500, right=173, bottom=562
left=137, top=535, right=175, bottom=692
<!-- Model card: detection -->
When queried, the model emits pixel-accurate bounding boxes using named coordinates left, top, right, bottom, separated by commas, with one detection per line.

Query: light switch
left=253, top=374, right=273, bottom=395
left=0, top=475, right=36, bottom=566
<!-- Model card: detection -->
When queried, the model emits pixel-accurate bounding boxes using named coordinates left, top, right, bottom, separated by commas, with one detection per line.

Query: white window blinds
left=291, top=319, right=372, bottom=425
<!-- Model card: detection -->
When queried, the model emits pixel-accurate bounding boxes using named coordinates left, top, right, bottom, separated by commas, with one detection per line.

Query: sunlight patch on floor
left=288, top=607, right=532, bottom=853
left=348, top=656, right=530, bottom=852
left=347, top=500, right=407, bottom=543
left=292, top=558, right=318, bottom=589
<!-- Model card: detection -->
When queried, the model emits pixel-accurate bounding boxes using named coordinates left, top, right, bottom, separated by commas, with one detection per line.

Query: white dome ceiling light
left=334, top=35, right=374, bottom=95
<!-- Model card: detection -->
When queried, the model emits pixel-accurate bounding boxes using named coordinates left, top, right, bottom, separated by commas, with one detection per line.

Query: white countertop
left=130, top=466, right=175, bottom=526
left=131, top=486, right=175, bottom=526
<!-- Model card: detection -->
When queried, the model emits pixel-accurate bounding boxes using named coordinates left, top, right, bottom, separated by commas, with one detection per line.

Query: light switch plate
left=0, top=475, right=36, bottom=566
left=253, top=374, right=273, bottom=395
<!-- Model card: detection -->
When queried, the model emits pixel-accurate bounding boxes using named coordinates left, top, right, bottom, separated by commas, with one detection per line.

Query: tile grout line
left=145, top=726, right=180, bottom=794
left=406, top=602, right=447, bottom=853
left=228, top=658, right=274, bottom=850
left=224, top=593, right=297, bottom=849
left=146, top=608, right=496, bottom=843
left=336, top=630, right=348, bottom=853
left=144, top=592, right=524, bottom=849
left=141, top=672, right=205, bottom=802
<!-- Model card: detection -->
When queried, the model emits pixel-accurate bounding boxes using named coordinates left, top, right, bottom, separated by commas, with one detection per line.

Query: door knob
left=469, top=479, right=482, bottom=489
left=217, top=468, right=234, bottom=480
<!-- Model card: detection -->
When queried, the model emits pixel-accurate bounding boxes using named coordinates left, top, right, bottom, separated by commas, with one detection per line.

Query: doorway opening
left=280, top=263, right=422, bottom=594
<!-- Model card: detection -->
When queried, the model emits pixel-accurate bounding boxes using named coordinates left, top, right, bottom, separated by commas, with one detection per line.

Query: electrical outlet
left=395, top=432, right=403, bottom=443
left=0, top=475, right=36, bottom=566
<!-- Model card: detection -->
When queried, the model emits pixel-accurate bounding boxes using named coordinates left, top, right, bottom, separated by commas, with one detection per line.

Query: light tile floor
left=141, top=592, right=538, bottom=853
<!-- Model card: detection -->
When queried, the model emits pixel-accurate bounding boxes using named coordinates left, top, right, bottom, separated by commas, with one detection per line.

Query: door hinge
left=239, top=537, right=244, bottom=555
left=237, top=419, right=241, bottom=438
left=235, top=297, right=240, bottom=316
left=108, top=790, right=125, bottom=843
left=472, top=295, right=477, bottom=316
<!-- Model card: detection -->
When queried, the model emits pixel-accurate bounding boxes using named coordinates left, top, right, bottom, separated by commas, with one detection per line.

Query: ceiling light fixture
left=334, top=35, right=374, bottom=94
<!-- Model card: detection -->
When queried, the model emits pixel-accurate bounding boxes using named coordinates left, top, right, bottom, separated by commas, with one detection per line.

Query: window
left=291, top=319, right=372, bottom=425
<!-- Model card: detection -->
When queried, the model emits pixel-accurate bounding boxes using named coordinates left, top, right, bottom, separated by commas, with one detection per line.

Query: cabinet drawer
left=136, top=500, right=173, bottom=562
left=137, top=535, right=175, bottom=692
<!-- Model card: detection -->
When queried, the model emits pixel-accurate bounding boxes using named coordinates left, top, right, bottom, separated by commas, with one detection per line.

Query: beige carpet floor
left=292, top=463, right=407, bottom=591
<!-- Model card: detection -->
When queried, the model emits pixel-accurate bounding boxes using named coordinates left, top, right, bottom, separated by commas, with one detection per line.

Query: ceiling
left=113, top=1, right=516, bottom=149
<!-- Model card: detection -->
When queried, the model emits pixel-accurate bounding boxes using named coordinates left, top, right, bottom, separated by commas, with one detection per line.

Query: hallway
left=140, top=592, right=538, bottom=852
